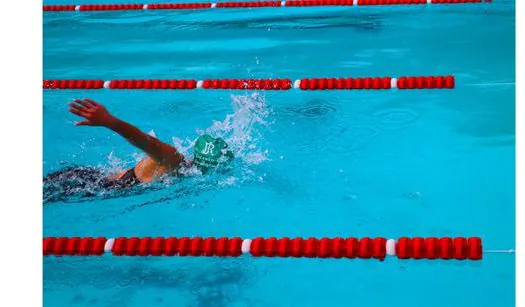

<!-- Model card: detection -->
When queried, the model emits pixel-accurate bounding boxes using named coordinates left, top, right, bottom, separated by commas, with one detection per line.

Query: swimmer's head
left=192, top=134, right=234, bottom=172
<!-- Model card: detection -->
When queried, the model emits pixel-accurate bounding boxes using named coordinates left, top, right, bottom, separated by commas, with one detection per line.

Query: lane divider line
left=43, top=75, right=456, bottom=90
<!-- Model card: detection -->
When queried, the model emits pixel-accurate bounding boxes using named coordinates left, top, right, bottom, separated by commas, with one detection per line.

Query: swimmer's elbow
left=146, top=143, right=183, bottom=167
left=160, top=151, right=184, bottom=167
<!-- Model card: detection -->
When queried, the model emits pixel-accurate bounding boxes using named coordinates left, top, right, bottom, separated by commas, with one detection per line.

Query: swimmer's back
left=108, top=157, right=177, bottom=183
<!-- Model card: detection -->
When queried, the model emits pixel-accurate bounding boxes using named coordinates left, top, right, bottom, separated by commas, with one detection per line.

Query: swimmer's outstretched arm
left=68, top=98, right=183, bottom=166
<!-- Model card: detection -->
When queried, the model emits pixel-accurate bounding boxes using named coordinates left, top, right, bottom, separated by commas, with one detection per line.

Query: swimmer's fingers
left=69, top=102, right=87, bottom=113
left=82, top=98, right=101, bottom=107
left=68, top=107, right=90, bottom=119
left=73, top=99, right=93, bottom=109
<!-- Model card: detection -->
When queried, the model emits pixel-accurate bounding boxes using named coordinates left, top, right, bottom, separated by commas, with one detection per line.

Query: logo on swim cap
left=201, top=142, right=215, bottom=155
left=193, top=134, right=233, bottom=172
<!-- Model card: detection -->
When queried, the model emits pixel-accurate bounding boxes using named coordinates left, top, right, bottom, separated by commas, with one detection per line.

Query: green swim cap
left=193, top=134, right=234, bottom=172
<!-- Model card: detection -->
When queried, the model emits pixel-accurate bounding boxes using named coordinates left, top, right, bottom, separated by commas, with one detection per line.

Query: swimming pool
left=43, top=0, right=516, bottom=306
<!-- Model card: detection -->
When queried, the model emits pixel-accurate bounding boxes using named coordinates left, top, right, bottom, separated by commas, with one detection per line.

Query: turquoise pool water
left=43, top=1, right=516, bottom=306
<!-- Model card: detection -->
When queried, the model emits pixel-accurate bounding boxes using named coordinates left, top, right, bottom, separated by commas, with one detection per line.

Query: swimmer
left=44, top=98, right=233, bottom=200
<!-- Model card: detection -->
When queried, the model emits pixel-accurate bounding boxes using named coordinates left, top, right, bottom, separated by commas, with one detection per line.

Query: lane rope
left=43, top=0, right=491, bottom=12
left=40, top=236, right=506, bottom=261
left=43, top=75, right=455, bottom=90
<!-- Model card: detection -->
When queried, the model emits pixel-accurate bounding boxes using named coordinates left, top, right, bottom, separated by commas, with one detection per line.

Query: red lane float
left=79, top=4, right=144, bottom=11
left=42, top=80, right=105, bottom=89
left=43, top=5, right=76, bottom=11
left=43, top=0, right=491, bottom=12
left=216, top=1, right=281, bottom=7
left=148, top=3, right=212, bottom=9
left=43, top=75, right=455, bottom=91
left=43, top=236, right=483, bottom=260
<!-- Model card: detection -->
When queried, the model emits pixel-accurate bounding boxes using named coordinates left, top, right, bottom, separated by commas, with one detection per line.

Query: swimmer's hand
left=68, top=98, right=116, bottom=127
left=68, top=98, right=183, bottom=166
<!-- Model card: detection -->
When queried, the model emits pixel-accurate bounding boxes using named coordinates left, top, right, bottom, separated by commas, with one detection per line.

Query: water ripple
left=283, top=101, right=337, bottom=119
left=373, top=108, right=419, bottom=130
left=297, top=104, right=337, bottom=118
left=332, top=122, right=380, bottom=152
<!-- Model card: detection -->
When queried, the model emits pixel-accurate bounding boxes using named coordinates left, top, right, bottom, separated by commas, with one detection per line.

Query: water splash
left=205, top=93, right=270, bottom=163
left=106, top=151, right=127, bottom=173
left=175, top=93, right=271, bottom=167
left=172, top=93, right=271, bottom=188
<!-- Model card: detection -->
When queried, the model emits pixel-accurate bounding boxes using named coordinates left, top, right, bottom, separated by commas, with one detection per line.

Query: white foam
left=218, top=176, right=237, bottom=187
